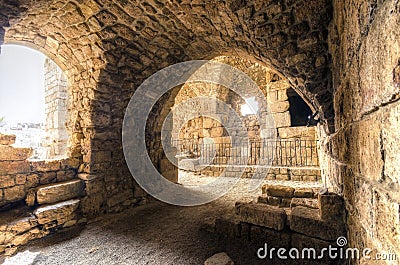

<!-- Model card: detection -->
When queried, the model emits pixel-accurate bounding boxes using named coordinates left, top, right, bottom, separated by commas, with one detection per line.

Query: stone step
left=262, top=185, right=318, bottom=198
left=34, top=199, right=80, bottom=225
left=0, top=205, right=42, bottom=254
left=0, top=199, right=82, bottom=255
left=0, top=205, right=37, bottom=245
left=290, top=198, right=319, bottom=209
left=257, top=195, right=291, bottom=208
left=289, top=206, right=345, bottom=241
left=36, top=179, right=85, bottom=205
left=262, top=185, right=295, bottom=197
left=235, top=202, right=287, bottom=231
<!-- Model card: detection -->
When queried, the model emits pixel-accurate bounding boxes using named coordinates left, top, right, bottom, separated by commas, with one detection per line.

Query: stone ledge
left=289, top=206, right=345, bottom=241
left=235, top=202, right=287, bottom=231
left=291, top=198, right=319, bottom=209
left=0, top=146, right=32, bottom=161
left=34, top=199, right=80, bottom=225
left=263, top=185, right=295, bottom=198
left=257, top=195, right=291, bottom=208
left=36, top=179, right=85, bottom=205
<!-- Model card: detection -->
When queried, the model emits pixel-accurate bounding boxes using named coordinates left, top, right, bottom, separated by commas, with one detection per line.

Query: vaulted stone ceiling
left=0, top=0, right=333, bottom=128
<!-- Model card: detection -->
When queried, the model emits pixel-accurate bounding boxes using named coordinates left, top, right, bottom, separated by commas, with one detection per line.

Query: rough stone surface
left=0, top=0, right=398, bottom=260
left=0, top=146, right=32, bottom=161
left=36, top=179, right=85, bottom=205
left=235, top=202, right=286, bottom=231
left=263, top=185, right=295, bottom=198
left=0, top=134, right=16, bottom=146
left=204, top=252, right=234, bottom=265
left=318, top=193, right=343, bottom=220
left=291, top=198, right=319, bottom=209
left=289, top=206, right=345, bottom=241
left=324, top=0, right=400, bottom=260
left=34, top=199, right=80, bottom=225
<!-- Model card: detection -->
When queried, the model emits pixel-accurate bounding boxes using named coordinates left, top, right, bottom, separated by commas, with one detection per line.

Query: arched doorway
left=0, top=44, right=69, bottom=160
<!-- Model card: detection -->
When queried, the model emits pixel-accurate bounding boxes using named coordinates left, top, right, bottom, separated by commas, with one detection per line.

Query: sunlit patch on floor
left=3, top=250, right=40, bottom=265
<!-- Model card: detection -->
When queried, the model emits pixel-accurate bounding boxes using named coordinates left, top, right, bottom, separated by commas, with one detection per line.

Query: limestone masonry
left=0, top=0, right=399, bottom=263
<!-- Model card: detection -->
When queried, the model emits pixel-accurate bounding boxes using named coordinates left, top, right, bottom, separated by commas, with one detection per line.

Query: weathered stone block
left=264, top=185, right=295, bottom=198
left=31, top=160, right=61, bottom=172
left=204, top=252, right=234, bottom=265
left=289, top=206, right=345, bottom=241
left=56, top=170, right=76, bottom=182
left=278, top=127, right=316, bottom=139
left=0, top=134, right=16, bottom=146
left=107, top=189, right=133, bottom=208
left=272, top=112, right=291, bottom=128
left=250, top=225, right=291, bottom=248
left=0, top=175, right=14, bottom=188
left=3, top=186, right=25, bottom=202
left=36, top=179, right=85, bottom=204
left=268, top=80, right=290, bottom=91
left=25, top=190, right=36, bottom=206
left=318, top=193, right=343, bottom=220
left=0, top=146, right=32, bottom=161
left=275, top=174, right=290, bottom=181
left=281, top=198, right=292, bottom=208
left=84, top=176, right=105, bottom=195
left=26, top=174, right=39, bottom=188
left=294, top=188, right=315, bottom=198
left=0, top=161, right=31, bottom=175
left=235, top=202, right=287, bottom=231
left=39, top=172, right=57, bottom=184
left=80, top=193, right=105, bottom=216
left=267, top=89, right=288, bottom=102
left=291, top=198, right=319, bottom=209
left=270, top=101, right=290, bottom=113
left=34, top=199, right=80, bottom=225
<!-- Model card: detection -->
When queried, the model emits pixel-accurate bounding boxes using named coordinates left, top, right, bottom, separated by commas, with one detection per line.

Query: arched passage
left=145, top=55, right=322, bottom=185
left=0, top=0, right=347, bottom=258
left=0, top=44, right=70, bottom=159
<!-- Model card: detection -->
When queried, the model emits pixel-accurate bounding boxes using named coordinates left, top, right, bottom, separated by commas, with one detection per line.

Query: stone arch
left=0, top=0, right=334, bottom=211
left=145, top=55, right=322, bottom=185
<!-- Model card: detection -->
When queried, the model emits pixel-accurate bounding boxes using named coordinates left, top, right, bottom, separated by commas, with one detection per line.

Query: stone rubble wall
left=326, top=0, right=400, bottom=262
left=0, top=135, right=78, bottom=210
left=0, top=133, right=145, bottom=256
left=43, top=58, right=68, bottom=159
left=213, top=185, right=345, bottom=264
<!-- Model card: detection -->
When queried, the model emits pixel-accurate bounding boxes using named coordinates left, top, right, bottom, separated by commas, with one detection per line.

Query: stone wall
left=326, top=0, right=400, bottom=262
left=171, top=56, right=319, bottom=181
left=0, top=134, right=78, bottom=209
left=43, top=58, right=68, bottom=159
left=214, top=185, right=345, bottom=264
left=0, top=0, right=333, bottom=220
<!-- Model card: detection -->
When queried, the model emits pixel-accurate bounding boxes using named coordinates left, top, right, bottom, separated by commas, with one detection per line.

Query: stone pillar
left=43, top=58, right=68, bottom=159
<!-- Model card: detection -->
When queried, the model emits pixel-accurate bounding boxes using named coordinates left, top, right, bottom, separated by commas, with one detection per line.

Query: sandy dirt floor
left=1, top=174, right=322, bottom=265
